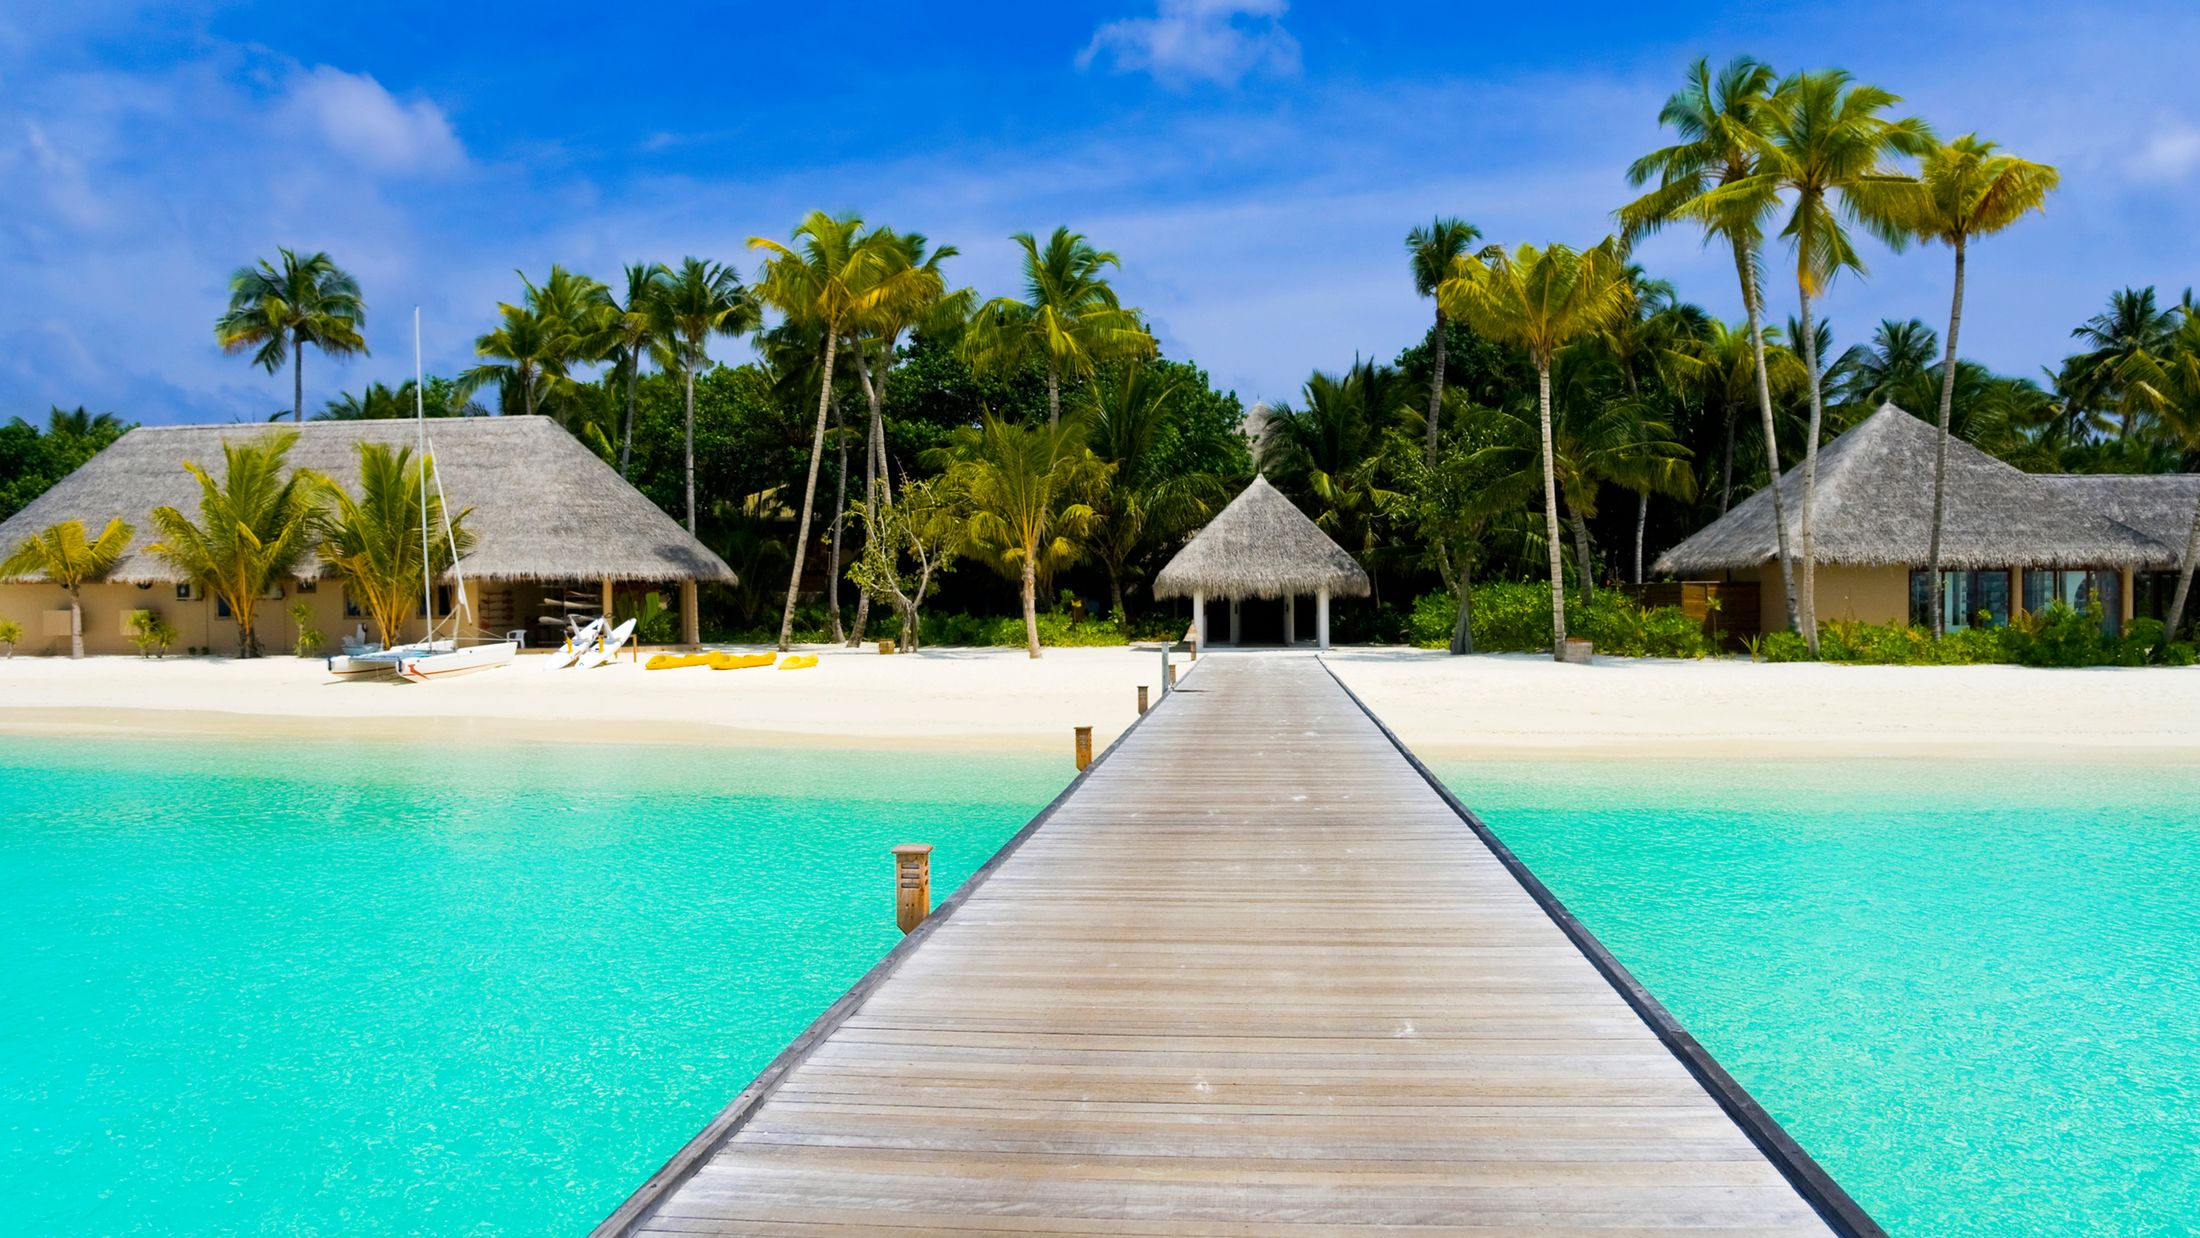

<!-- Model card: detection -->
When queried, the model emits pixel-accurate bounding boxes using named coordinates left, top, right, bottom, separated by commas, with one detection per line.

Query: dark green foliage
left=0, top=409, right=132, bottom=521
left=1751, top=603, right=2183, bottom=667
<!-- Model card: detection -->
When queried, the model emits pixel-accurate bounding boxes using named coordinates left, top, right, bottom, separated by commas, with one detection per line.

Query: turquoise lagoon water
left=1444, top=757, right=2200, bottom=1238
left=0, top=737, right=1062, bottom=1235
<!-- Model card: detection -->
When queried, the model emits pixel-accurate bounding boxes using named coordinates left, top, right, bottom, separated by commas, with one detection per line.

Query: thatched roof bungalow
left=0, top=417, right=734, bottom=655
left=1154, top=474, right=1368, bottom=648
left=1654, top=404, right=2192, bottom=635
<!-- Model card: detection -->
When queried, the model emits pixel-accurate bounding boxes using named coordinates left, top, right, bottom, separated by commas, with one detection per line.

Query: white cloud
left=1078, top=0, right=1300, bottom=89
left=278, top=65, right=465, bottom=175
left=2127, top=115, right=2200, bottom=184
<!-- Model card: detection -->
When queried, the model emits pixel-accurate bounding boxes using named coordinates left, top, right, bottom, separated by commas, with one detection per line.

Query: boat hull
left=395, top=641, right=518, bottom=682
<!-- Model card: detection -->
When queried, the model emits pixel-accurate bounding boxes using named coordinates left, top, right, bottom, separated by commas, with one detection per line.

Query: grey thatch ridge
left=0, top=417, right=737, bottom=585
left=1153, top=474, right=1371, bottom=600
left=2042, top=473, right=2200, bottom=552
left=1654, top=404, right=2176, bottom=575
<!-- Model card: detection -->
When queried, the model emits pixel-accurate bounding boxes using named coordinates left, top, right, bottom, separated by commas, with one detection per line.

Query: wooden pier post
left=1074, top=726, right=1093, bottom=771
left=891, top=844, right=933, bottom=934
left=1165, top=661, right=1177, bottom=689
left=1137, top=685, right=1149, bottom=715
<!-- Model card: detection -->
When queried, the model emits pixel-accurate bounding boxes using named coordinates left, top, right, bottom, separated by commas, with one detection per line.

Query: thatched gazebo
left=0, top=417, right=735, bottom=654
left=1153, top=475, right=1370, bottom=649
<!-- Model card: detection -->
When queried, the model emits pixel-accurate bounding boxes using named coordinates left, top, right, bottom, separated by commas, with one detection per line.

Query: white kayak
left=543, top=617, right=605, bottom=670
left=396, top=640, right=518, bottom=683
left=574, top=618, right=637, bottom=669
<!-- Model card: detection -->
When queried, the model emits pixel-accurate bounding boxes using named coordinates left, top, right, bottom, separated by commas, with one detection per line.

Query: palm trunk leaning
left=1634, top=490, right=1649, bottom=585
left=292, top=338, right=304, bottom=423
left=1045, top=360, right=1061, bottom=429
left=1925, top=237, right=1966, bottom=637
left=779, top=332, right=839, bottom=651
left=1794, top=287, right=1827, bottom=652
left=620, top=360, right=638, bottom=479
left=2161, top=499, right=2200, bottom=662
left=847, top=348, right=887, bottom=648
left=1734, top=236, right=1801, bottom=633
left=682, top=367, right=697, bottom=533
left=1570, top=508, right=1596, bottom=606
left=1448, top=551, right=1475, bottom=655
left=824, top=398, right=848, bottom=645
left=1537, top=363, right=1567, bottom=660
left=1020, top=555, right=1041, bottom=659
left=1425, top=312, right=1447, bottom=465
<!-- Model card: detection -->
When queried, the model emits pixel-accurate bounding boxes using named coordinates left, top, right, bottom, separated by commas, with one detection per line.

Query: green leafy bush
left=920, top=609, right=1133, bottom=648
left=1409, top=583, right=1709, bottom=658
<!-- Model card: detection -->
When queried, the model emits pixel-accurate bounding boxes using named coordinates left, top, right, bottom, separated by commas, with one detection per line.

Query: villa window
left=343, top=589, right=363, bottom=619
left=2134, top=572, right=2195, bottom=637
left=416, top=586, right=454, bottom=618
left=2022, top=569, right=2121, bottom=636
left=1909, top=569, right=2011, bottom=629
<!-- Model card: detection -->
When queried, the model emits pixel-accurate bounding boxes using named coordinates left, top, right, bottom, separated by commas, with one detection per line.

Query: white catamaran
left=327, top=309, right=516, bottom=683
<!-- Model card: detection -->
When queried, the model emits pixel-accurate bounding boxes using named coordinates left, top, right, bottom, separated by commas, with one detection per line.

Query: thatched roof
left=0, top=417, right=736, bottom=585
left=1654, top=404, right=2174, bottom=574
left=2043, top=473, right=2200, bottom=552
left=1153, top=475, right=1371, bottom=600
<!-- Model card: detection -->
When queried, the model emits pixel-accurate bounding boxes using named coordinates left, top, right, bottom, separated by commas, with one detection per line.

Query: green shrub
left=1761, top=630, right=1814, bottom=662
left=286, top=602, right=321, bottom=658
left=918, top=609, right=1134, bottom=648
left=1408, top=583, right=1708, bottom=658
left=0, top=618, right=19, bottom=657
left=130, top=609, right=179, bottom=659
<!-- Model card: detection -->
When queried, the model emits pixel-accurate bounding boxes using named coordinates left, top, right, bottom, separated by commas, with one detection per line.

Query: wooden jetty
left=596, top=655, right=1877, bottom=1236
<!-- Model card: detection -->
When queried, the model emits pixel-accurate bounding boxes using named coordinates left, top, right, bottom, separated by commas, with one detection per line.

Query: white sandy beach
left=2, top=645, right=2197, bottom=760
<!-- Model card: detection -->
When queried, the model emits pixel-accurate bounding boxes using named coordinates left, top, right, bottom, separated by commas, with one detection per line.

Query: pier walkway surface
left=597, top=654, right=1873, bottom=1236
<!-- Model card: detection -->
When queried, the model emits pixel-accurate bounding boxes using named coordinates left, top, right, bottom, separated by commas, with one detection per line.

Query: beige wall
left=0, top=578, right=490, bottom=657
left=1726, top=563, right=2141, bottom=634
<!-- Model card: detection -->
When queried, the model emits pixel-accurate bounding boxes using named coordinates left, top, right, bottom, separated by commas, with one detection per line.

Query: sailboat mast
left=416, top=307, right=432, bottom=636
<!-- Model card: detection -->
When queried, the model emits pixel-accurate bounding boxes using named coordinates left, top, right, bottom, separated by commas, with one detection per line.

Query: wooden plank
left=594, top=656, right=1876, bottom=1236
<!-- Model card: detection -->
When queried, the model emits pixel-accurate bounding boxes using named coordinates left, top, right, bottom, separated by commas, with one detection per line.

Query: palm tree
left=1396, top=391, right=1533, bottom=653
left=459, top=303, right=565, bottom=417
left=1440, top=240, right=1633, bottom=659
left=0, top=517, right=134, bottom=658
left=1833, top=318, right=1940, bottom=407
left=1260, top=361, right=1409, bottom=592
left=1620, top=56, right=1801, bottom=633
left=844, top=230, right=966, bottom=646
left=144, top=432, right=321, bottom=657
left=314, top=442, right=474, bottom=648
left=1076, top=363, right=1229, bottom=619
left=1714, top=69, right=1931, bottom=648
left=652, top=258, right=758, bottom=535
left=2069, top=287, right=2178, bottom=440
left=1406, top=217, right=1485, bottom=465
left=611, top=263, right=673, bottom=479
left=1909, top=135, right=2059, bottom=635
left=1681, top=320, right=1808, bottom=514
left=933, top=415, right=1110, bottom=658
left=46, top=407, right=126, bottom=439
left=963, top=227, right=1154, bottom=427
left=214, top=249, right=368, bottom=422
left=2150, top=306, right=2200, bottom=655
left=751, top=212, right=933, bottom=650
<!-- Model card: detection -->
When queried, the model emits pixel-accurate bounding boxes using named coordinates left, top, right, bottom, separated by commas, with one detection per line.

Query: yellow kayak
left=778, top=655, right=819, bottom=670
left=645, top=652, right=715, bottom=671
left=709, top=652, right=776, bottom=671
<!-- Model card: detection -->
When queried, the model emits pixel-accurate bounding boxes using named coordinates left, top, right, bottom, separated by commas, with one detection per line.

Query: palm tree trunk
left=1046, top=361, right=1061, bottom=429
left=68, top=587, right=83, bottom=659
left=2160, top=490, right=2200, bottom=660
left=620, top=359, right=638, bottom=479
left=825, top=398, right=848, bottom=645
left=1719, top=404, right=1736, bottom=515
left=1926, top=237, right=1967, bottom=638
left=682, top=368, right=697, bottom=534
left=293, top=339, right=305, bottom=423
left=1021, top=553, right=1041, bottom=659
left=1734, top=236, right=1800, bottom=633
left=779, top=333, right=839, bottom=651
left=1569, top=507, right=1596, bottom=606
left=1425, top=312, right=1447, bottom=465
left=1634, top=490, right=1649, bottom=585
left=849, top=347, right=887, bottom=647
left=1537, top=361, right=1566, bottom=660
left=1108, top=565, right=1125, bottom=625
left=1795, top=284, right=1826, bottom=653
left=1448, top=551, right=1475, bottom=655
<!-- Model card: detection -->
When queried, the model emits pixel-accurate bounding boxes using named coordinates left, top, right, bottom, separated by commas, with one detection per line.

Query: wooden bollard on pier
left=1165, top=661, right=1178, bottom=689
left=892, top=844, right=932, bottom=934
left=1074, top=725, right=1094, bottom=771
left=1137, top=685, right=1149, bottom=715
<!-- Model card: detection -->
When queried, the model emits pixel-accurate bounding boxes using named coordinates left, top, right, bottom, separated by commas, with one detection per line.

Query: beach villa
left=1154, top=474, right=1371, bottom=649
left=0, top=417, right=735, bottom=656
left=1654, top=404, right=2200, bottom=636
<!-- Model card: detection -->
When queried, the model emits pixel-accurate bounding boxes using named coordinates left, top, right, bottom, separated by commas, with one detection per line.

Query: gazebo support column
left=1192, top=590, right=1206, bottom=650
left=1318, top=588, right=1330, bottom=650
left=680, top=578, right=700, bottom=647
left=1284, top=593, right=1296, bottom=646
left=1228, top=598, right=1240, bottom=645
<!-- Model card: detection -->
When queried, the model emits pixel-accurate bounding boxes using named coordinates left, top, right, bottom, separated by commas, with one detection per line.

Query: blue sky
left=3, top=0, right=2197, bottom=424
